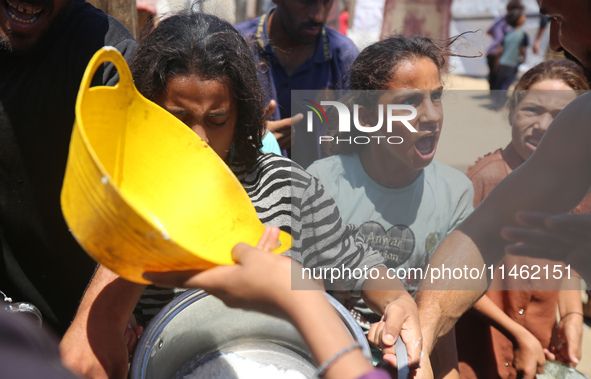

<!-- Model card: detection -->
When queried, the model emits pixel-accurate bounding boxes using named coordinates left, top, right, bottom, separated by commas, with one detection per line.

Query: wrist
left=316, top=341, right=362, bottom=377
left=560, top=312, right=584, bottom=323
left=361, top=276, right=409, bottom=315
left=510, top=326, right=534, bottom=347
left=277, top=289, right=326, bottom=324
left=560, top=312, right=584, bottom=333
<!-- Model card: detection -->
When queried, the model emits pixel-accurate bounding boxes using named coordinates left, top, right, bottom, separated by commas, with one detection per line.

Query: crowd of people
left=1, top=0, right=590, bottom=378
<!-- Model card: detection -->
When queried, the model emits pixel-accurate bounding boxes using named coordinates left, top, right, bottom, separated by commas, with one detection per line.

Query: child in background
left=307, top=36, right=474, bottom=379
left=492, top=7, right=528, bottom=109
left=60, top=13, right=423, bottom=378
left=486, top=0, right=524, bottom=92
left=456, top=60, right=590, bottom=379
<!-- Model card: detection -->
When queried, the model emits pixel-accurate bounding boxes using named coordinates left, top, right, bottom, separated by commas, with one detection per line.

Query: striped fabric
left=136, top=154, right=384, bottom=322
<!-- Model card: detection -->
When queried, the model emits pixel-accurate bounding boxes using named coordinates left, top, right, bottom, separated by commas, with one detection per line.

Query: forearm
left=74, top=265, right=146, bottom=328
left=558, top=279, right=583, bottom=317
left=556, top=283, right=584, bottom=365
left=60, top=265, right=147, bottom=379
left=535, top=26, right=545, bottom=43
left=416, top=230, right=488, bottom=353
left=471, top=295, right=528, bottom=344
left=558, top=284, right=584, bottom=334
left=280, top=290, right=372, bottom=379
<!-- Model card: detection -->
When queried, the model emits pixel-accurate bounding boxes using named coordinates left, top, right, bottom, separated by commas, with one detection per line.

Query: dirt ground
left=440, top=74, right=591, bottom=377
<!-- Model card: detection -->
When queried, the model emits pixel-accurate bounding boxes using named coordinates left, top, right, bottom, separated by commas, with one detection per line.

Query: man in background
left=235, top=0, right=359, bottom=168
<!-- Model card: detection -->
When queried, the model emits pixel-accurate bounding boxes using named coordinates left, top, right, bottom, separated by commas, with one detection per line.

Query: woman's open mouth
left=415, top=134, right=437, bottom=159
left=4, top=0, right=44, bottom=26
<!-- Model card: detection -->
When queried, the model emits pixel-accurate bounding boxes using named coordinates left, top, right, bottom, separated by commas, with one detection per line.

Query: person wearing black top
left=0, top=0, right=136, bottom=336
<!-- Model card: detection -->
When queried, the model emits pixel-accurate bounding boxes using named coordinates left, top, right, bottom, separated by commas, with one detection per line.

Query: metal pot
left=537, top=360, right=589, bottom=379
left=130, top=290, right=371, bottom=379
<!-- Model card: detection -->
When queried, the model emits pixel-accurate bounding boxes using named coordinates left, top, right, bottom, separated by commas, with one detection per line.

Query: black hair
left=506, top=0, right=524, bottom=12
left=505, top=8, right=524, bottom=28
left=130, top=12, right=264, bottom=167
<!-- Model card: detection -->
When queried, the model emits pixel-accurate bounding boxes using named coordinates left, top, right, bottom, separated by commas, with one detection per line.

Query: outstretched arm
left=533, top=16, right=548, bottom=55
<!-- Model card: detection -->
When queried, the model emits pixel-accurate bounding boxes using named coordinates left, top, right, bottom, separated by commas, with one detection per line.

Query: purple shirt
left=487, top=15, right=513, bottom=55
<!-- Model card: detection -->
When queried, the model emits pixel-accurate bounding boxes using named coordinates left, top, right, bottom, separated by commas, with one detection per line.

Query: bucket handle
left=76, top=47, right=134, bottom=107
left=274, top=229, right=292, bottom=255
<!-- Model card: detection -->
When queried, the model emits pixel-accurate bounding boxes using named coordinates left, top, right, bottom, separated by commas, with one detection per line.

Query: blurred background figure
left=491, top=7, right=528, bottom=109
left=381, top=0, right=453, bottom=40
left=346, top=0, right=385, bottom=49
left=449, top=0, right=553, bottom=78
left=484, top=0, right=524, bottom=93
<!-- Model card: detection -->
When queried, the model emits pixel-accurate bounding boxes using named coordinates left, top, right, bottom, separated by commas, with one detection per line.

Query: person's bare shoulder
left=466, top=149, right=505, bottom=182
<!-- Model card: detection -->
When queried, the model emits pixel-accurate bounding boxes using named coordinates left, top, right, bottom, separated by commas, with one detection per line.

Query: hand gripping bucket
left=60, top=48, right=291, bottom=284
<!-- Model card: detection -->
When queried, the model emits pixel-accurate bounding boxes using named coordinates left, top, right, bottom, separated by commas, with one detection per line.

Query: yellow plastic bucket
left=61, top=48, right=291, bottom=284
